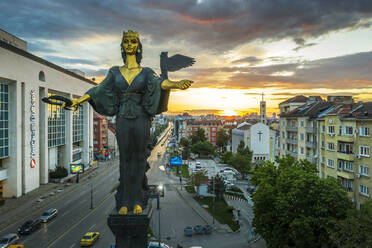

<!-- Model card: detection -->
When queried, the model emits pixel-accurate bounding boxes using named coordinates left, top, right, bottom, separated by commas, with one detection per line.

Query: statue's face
left=122, top=37, right=139, bottom=55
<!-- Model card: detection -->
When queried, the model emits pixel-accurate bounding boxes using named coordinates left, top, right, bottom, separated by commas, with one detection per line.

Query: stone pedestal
left=107, top=204, right=153, bottom=248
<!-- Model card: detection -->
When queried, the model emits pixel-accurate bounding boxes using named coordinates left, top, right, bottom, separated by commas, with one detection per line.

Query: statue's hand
left=176, top=80, right=193, bottom=90
left=62, top=99, right=79, bottom=110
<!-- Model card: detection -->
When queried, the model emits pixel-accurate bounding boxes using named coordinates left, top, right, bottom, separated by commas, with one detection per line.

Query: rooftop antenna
left=261, top=92, right=264, bottom=101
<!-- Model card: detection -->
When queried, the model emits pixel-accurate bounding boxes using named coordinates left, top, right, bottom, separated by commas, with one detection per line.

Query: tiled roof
left=280, top=101, right=334, bottom=118
left=280, top=95, right=308, bottom=105
left=343, top=102, right=372, bottom=119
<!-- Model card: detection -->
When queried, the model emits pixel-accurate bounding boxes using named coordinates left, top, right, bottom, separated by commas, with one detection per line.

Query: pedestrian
left=179, top=176, right=182, bottom=184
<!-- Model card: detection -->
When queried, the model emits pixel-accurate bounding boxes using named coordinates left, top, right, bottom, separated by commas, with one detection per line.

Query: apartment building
left=93, top=113, right=108, bottom=155
left=319, top=102, right=372, bottom=208
left=185, top=119, right=223, bottom=145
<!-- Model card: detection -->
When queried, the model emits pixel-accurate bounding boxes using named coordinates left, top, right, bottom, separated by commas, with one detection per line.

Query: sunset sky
left=1, top=0, right=372, bottom=116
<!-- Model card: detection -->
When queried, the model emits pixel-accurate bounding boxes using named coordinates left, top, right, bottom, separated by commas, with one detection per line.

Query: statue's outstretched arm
left=161, top=79, right=193, bottom=90
left=62, top=94, right=90, bottom=109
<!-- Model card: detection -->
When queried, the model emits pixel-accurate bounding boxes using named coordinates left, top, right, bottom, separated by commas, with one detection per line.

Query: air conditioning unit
left=357, top=155, right=362, bottom=159
left=355, top=173, right=361, bottom=179
left=330, top=133, right=335, bottom=137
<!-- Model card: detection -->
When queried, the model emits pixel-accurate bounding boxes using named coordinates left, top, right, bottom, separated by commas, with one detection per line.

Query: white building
left=231, top=122, right=278, bottom=163
left=0, top=38, right=95, bottom=198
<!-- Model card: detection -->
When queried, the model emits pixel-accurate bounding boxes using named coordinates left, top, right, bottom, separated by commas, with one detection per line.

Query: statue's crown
left=123, top=30, right=139, bottom=39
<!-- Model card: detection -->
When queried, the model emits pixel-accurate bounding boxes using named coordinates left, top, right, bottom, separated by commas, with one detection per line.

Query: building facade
left=0, top=39, right=94, bottom=198
left=185, top=120, right=223, bottom=146
left=93, top=113, right=108, bottom=155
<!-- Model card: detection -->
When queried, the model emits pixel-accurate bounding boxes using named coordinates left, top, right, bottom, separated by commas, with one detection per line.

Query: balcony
left=287, top=139, right=298, bottom=145
left=306, top=156, right=317, bottom=164
left=306, top=141, right=317, bottom=149
left=337, top=170, right=355, bottom=180
left=337, top=152, right=355, bottom=161
left=337, top=135, right=354, bottom=143
left=0, top=168, right=8, bottom=181
left=286, top=126, right=297, bottom=132
left=306, top=127, right=316, bottom=133
left=288, top=150, right=298, bottom=158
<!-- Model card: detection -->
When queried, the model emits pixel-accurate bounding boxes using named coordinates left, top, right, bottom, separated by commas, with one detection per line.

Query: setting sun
left=220, top=109, right=239, bottom=116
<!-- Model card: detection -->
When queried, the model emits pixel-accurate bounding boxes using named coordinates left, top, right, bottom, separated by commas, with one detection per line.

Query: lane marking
left=88, top=224, right=96, bottom=231
left=70, top=243, right=76, bottom=248
left=46, top=193, right=114, bottom=248
left=0, top=164, right=118, bottom=233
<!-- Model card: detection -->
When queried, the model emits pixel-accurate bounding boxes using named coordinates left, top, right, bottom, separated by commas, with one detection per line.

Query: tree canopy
left=190, top=128, right=206, bottom=145
left=216, top=128, right=229, bottom=150
left=251, top=155, right=353, bottom=248
left=191, top=141, right=215, bottom=156
left=208, top=174, right=226, bottom=200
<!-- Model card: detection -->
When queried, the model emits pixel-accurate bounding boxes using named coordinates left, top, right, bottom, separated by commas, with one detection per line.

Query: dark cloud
left=231, top=56, right=262, bottom=65
left=186, top=51, right=372, bottom=89
left=42, top=55, right=98, bottom=66
left=0, top=0, right=371, bottom=52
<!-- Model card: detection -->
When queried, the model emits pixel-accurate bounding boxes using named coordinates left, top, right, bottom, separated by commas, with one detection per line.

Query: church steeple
left=260, top=92, right=267, bottom=124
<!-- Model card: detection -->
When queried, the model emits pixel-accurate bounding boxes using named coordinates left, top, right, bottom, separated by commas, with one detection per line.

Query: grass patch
left=185, top=185, right=196, bottom=194
left=170, top=164, right=189, bottom=178
left=147, top=226, right=155, bottom=238
left=194, top=196, right=240, bottom=231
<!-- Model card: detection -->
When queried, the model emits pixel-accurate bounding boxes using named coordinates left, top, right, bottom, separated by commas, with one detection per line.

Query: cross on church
left=258, top=131, right=263, bottom=141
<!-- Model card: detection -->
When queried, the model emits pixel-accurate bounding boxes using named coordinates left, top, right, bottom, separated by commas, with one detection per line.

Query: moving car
left=203, top=224, right=212, bottom=234
left=40, top=208, right=58, bottom=223
left=0, top=233, right=19, bottom=248
left=18, top=219, right=41, bottom=235
left=147, top=242, right=170, bottom=248
left=80, top=232, right=100, bottom=246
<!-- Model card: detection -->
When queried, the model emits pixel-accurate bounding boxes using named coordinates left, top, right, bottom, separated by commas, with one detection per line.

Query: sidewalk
left=0, top=158, right=117, bottom=232
left=167, top=172, right=232, bottom=233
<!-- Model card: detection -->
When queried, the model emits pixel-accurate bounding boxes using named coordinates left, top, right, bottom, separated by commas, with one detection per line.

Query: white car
left=148, top=242, right=170, bottom=248
left=0, top=233, right=19, bottom=247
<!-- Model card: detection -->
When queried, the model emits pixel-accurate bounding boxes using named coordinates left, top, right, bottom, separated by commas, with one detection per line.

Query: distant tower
left=260, top=93, right=267, bottom=124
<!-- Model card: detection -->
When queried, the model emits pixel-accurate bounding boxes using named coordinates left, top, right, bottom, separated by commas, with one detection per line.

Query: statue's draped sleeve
left=142, top=68, right=170, bottom=116
left=86, top=67, right=118, bottom=116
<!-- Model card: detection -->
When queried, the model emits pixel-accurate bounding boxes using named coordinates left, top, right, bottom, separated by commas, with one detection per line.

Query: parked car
left=18, top=219, right=41, bottom=235
left=193, top=225, right=203, bottom=234
left=184, top=226, right=193, bottom=237
left=40, top=208, right=58, bottom=223
left=0, top=233, right=19, bottom=248
left=147, top=242, right=170, bottom=248
left=203, top=224, right=212, bottom=234
left=80, top=232, right=100, bottom=246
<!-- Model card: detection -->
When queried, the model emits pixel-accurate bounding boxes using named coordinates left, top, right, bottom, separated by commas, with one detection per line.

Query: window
left=338, top=126, right=343, bottom=136
left=340, top=178, right=353, bottom=191
left=338, top=143, right=353, bottom=154
left=73, top=105, right=84, bottom=142
left=282, top=131, right=285, bottom=138
left=321, top=125, right=325, bottom=133
left=300, top=133, right=304, bottom=141
left=327, top=126, right=335, bottom=134
left=282, top=120, right=285, bottom=126
left=327, top=159, right=335, bottom=168
left=321, top=156, right=325, bottom=163
left=94, top=121, right=98, bottom=125
left=359, top=146, right=370, bottom=157
left=39, top=71, right=45, bottom=82
left=300, top=147, right=304, bottom=154
left=212, top=127, right=216, bottom=131
left=359, top=165, right=370, bottom=176
left=327, top=142, right=335, bottom=151
left=344, top=126, right=353, bottom=135
left=300, top=120, right=304, bottom=127
left=321, top=141, right=325, bottom=149
left=291, top=120, right=295, bottom=128
left=359, top=185, right=369, bottom=196
left=47, top=93, right=66, bottom=147
left=282, top=144, right=285, bottom=149
left=338, top=160, right=354, bottom=172
left=360, top=127, right=370, bottom=136
left=0, top=83, right=9, bottom=158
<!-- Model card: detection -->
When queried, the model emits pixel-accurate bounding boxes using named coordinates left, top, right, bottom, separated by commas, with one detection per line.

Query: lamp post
left=213, top=176, right=215, bottom=226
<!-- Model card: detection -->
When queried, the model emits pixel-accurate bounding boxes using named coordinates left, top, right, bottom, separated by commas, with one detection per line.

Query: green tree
left=179, top=137, right=189, bottom=148
left=251, top=155, right=352, bottom=248
left=191, top=141, right=215, bottom=156
left=190, top=170, right=208, bottom=196
left=231, top=153, right=251, bottom=174
left=182, top=146, right=190, bottom=160
left=221, top=151, right=234, bottom=165
left=328, top=200, right=372, bottom=248
left=216, top=128, right=229, bottom=150
left=208, top=174, right=226, bottom=200
left=237, top=140, right=252, bottom=157
left=190, top=128, right=206, bottom=145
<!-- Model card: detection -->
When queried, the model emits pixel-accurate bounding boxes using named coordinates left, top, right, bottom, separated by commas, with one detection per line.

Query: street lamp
left=157, top=185, right=163, bottom=248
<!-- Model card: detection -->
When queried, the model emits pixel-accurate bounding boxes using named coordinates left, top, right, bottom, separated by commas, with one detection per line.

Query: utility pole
left=158, top=192, right=161, bottom=248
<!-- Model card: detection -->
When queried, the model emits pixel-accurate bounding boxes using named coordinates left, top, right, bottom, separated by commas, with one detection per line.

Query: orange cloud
left=180, top=15, right=230, bottom=24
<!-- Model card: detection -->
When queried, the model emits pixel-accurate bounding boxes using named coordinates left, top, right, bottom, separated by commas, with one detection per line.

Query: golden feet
left=118, top=206, right=128, bottom=215
left=133, top=204, right=142, bottom=214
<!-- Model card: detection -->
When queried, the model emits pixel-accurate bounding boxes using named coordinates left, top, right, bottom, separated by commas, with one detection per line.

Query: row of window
left=324, top=159, right=370, bottom=176
left=340, top=179, right=370, bottom=196
left=322, top=125, right=370, bottom=137
left=281, top=120, right=316, bottom=128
